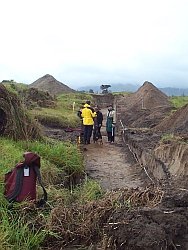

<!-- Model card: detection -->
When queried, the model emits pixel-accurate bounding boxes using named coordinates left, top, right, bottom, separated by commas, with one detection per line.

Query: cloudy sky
left=1, top=0, right=188, bottom=88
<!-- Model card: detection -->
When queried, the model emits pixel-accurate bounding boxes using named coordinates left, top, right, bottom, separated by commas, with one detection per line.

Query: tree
left=100, top=84, right=111, bottom=94
left=89, top=89, right=94, bottom=93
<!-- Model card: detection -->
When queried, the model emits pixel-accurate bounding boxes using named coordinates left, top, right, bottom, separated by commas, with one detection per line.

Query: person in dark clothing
left=93, top=106, right=103, bottom=142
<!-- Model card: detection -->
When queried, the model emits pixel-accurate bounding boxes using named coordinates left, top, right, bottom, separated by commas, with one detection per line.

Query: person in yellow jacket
left=81, top=101, right=96, bottom=144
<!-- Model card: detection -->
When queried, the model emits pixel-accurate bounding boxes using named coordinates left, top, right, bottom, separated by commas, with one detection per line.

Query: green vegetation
left=2, top=82, right=28, bottom=95
left=112, top=91, right=131, bottom=96
left=0, top=86, right=106, bottom=249
left=74, top=179, right=103, bottom=204
left=170, top=96, right=188, bottom=108
left=0, top=136, right=103, bottom=249
left=0, top=208, right=47, bottom=250
left=30, top=92, right=93, bottom=128
left=160, top=133, right=175, bottom=142
left=160, top=133, right=187, bottom=144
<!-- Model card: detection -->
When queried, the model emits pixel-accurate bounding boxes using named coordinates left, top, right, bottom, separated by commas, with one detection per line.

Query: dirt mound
left=103, top=205, right=188, bottom=249
left=117, top=81, right=173, bottom=128
left=154, top=103, right=188, bottom=134
left=132, top=81, right=171, bottom=109
left=19, top=87, right=56, bottom=109
left=0, top=83, right=41, bottom=140
left=29, top=74, right=75, bottom=96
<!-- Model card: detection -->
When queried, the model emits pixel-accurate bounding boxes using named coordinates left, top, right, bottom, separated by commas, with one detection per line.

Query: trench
left=83, top=108, right=144, bottom=190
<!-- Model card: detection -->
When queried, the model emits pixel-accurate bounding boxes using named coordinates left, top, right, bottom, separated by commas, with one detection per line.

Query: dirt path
left=84, top=108, right=143, bottom=190
left=84, top=137, right=143, bottom=190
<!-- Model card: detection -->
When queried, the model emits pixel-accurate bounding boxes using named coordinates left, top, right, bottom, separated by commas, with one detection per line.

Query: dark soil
left=154, top=103, right=188, bottom=134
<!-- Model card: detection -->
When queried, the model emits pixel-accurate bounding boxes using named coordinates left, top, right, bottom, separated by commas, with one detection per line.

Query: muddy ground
left=84, top=135, right=144, bottom=190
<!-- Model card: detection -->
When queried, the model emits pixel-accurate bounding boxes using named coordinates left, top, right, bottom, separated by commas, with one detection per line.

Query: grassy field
left=170, top=96, right=188, bottom=108
left=29, top=92, right=93, bottom=128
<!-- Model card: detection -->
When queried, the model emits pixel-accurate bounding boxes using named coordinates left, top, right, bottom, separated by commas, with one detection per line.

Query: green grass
left=29, top=92, right=93, bottom=128
left=2, top=82, right=28, bottom=95
left=170, top=96, right=188, bottom=109
left=17, top=140, right=84, bottom=173
left=73, top=179, right=104, bottom=204
left=0, top=137, right=86, bottom=249
left=160, top=133, right=187, bottom=144
left=0, top=209, right=47, bottom=250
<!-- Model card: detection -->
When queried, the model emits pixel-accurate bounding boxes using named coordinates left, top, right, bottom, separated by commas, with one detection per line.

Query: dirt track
left=84, top=107, right=144, bottom=191
left=84, top=135, right=143, bottom=190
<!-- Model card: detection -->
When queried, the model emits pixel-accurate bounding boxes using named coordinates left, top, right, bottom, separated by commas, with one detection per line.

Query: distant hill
left=29, top=74, right=75, bottom=96
left=77, top=83, right=188, bottom=96
left=159, top=87, right=188, bottom=96
left=77, top=83, right=140, bottom=93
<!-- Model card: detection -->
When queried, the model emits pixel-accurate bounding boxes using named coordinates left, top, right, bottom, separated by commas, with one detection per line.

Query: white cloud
left=0, top=0, right=188, bottom=87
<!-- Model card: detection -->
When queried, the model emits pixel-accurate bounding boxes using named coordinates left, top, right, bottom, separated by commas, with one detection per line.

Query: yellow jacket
left=81, top=104, right=96, bottom=125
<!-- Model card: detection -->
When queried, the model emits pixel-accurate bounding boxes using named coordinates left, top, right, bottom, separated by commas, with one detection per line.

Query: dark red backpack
left=4, top=152, right=47, bottom=204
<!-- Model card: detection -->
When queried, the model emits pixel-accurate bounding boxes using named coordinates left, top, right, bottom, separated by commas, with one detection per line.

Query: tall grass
left=17, top=140, right=84, bottom=173
left=0, top=209, right=46, bottom=250
left=0, top=137, right=86, bottom=249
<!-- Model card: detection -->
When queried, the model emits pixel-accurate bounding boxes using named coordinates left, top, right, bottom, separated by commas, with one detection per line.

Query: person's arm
left=91, top=110, right=97, bottom=118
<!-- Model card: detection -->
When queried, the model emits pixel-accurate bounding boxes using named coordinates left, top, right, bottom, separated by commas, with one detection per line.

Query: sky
left=1, top=0, right=188, bottom=89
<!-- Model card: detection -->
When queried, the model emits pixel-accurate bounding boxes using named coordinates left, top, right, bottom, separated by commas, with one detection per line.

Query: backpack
left=4, top=152, right=47, bottom=205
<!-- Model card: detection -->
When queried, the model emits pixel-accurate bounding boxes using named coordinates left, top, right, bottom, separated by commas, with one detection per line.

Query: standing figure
left=93, top=106, right=103, bottom=143
left=106, top=105, right=116, bottom=143
left=81, top=101, right=96, bottom=144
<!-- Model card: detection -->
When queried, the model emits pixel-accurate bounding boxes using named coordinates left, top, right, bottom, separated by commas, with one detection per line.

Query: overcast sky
left=1, top=0, right=188, bottom=88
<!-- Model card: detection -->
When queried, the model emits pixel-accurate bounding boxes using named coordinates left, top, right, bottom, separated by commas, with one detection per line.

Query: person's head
left=86, top=100, right=91, bottom=105
left=94, top=106, right=99, bottom=112
left=108, top=105, right=113, bottom=111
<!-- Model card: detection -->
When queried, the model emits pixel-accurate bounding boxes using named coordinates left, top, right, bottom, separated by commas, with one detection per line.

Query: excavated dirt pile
left=154, top=103, right=188, bottom=135
left=0, top=84, right=41, bottom=140
left=117, top=81, right=173, bottom=129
